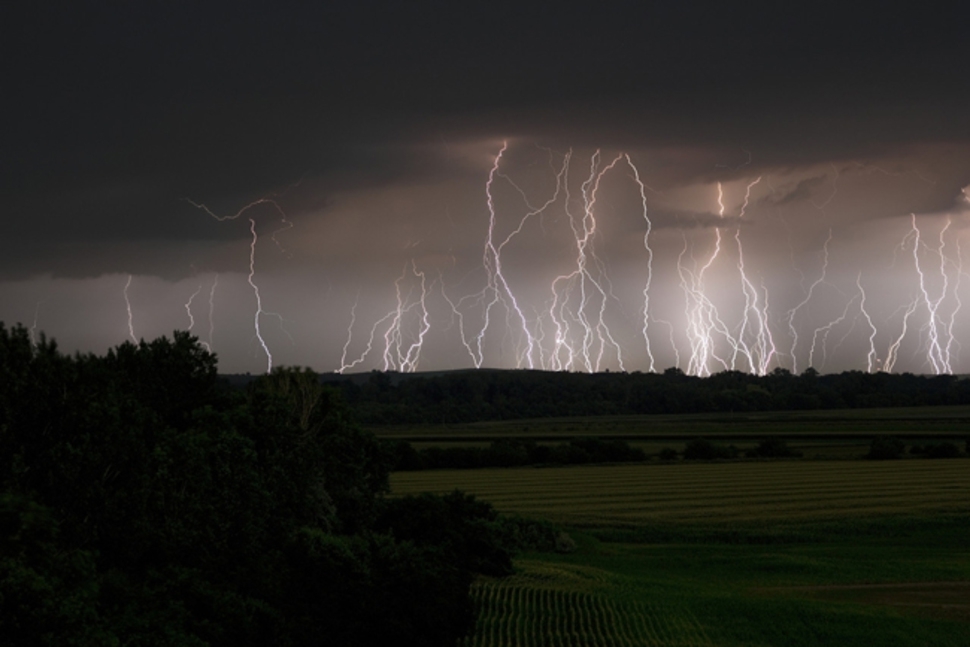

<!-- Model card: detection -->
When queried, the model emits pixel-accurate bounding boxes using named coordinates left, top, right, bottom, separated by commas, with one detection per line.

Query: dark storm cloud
left=3, top=2, right=970, bottom=375
left=5, top=2, right=966, bottom=211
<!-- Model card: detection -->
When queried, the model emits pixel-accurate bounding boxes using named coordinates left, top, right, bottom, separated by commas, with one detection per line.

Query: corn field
left=461, top=561, right=715, bottom=647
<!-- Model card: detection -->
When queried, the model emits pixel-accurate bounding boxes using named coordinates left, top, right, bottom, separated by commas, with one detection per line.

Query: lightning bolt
left=909, top=214, right=952, bottom=374
left=809, top=294, right=860, bottom=372
left=882, top=297, right=919, bottom=372
left=626, top=154, right=657, bottom=373
left=187, top=191, right=296, bottom=371
left=170, top=143, right=969, bottom=377
left=28, top=301, right=43, bottom=347
left=338, top=289, right=361, bottom=373
left=205, top=274, right=218, bottom=352
left=550, top=151, right=627, bottom=372
left=857, top=274, right=878, bottom=373
left=247, top=219, right=273, bottom=373
left=382, top=261, right=431, bottom=372
left=184, top=284, right=203, bottom=332
left=124, top=274, right=137, bottom=343
left=340, top=261, right=433, bottom=373
left=679, top=179, right=775, bottom=376
left=731, top=177, right=776, bottom=374
left=944, top=237, right=964, bottom=369
left=474, top=142, right=547, bottom=369
left=785, top=230, right=834, bottom=374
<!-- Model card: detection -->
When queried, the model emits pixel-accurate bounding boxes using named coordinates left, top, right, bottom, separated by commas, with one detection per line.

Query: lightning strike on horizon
left=551, top=150, right=627, bottom=373
left=786, top=230, right=834, bottom=374
left=338, top=309, right=397, bottom=374
left=857, top=273, right=879, bottom=373
left=731, top=177, right=777, bottom=375
left=677, top=233, right=728, bottom=377
left=808, top=294, right=860, bottom=371
left=626, top=154, right=657, bottom=373
left=247, top=219, right=273, bottom=373
left=881, top=297, right=919, bottom=373
left=187, top=190, right=298, bottom=371
left=205, top=275, right=218, bottom=353
left=139, top=143, right=970, bottom=377
left=908, top=214, right=954, bottom=374
left=473, top=141, right=543, bottom=369
left=678, top=180, right=776, bottom=376
left=124, top=274, right=137, bottom=343
left=439, top=271, right=480, bottom=368
left=339, top=262, right=433, bottom=373
left=944, top=238, right=964, bottom=369
left=28, top=301, right=43, bottom=346
left=338, top=290, right=361, bottom=373
left=382, top=261, right=432, bottom=372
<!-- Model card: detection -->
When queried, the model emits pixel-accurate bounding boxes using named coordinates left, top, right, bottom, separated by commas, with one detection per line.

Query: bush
left=867, top=435, right=906, bottom=460
left=658, top=447, right=679, bottom=461
left=746, top=437, right=803, bottom=458
left=683, top=438, right=737, bottom=460
left=375, top=490, right=513, bottom=577
left=925, top=442, right=961, bottom=459
left=554, top=532, right=577, bottom=554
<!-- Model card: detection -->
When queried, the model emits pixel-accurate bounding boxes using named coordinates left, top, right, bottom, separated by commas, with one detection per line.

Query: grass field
left=370, top=405, right=970, bottom=443
left=373, top=405, right=970, bottom=461
left=391, top=458, right=970, bottom=646
left=391, top=459, right=970, bottom=525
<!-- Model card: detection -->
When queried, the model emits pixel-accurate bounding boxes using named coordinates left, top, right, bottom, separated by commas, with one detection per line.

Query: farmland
left=390, top=459, right=970, bottom=525
left=370, top=405, right=970, bottom=442
left=391, top=458, right=970, bottom=646
left=371, top=405, right=970, bottom=460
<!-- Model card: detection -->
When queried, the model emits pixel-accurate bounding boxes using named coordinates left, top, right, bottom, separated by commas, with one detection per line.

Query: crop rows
left=460, top=562, right=713, bottom=647
left=391, top=459, right=970, bottom=524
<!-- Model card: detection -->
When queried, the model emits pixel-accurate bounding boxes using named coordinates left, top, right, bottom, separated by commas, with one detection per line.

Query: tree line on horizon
left=332, top=366, right=970, bottom=425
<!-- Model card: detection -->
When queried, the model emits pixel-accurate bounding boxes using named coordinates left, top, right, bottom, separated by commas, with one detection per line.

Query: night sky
left=3, top=2, right=969, bottom=375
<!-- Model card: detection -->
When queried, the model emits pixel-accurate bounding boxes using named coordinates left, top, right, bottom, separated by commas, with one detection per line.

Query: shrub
left=554, top=532, right=577, bottom=554
left=683, top=438, right=737, bottom=460
left=746, top=437, right=803, bottom=458
left=867, top=435, right=906, bottom=460
left=658, top=447, right=679, bottom=461
left=925, top=442, right=961, bottom=459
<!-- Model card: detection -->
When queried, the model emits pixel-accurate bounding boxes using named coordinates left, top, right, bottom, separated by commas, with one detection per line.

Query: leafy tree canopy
left=0, top=323, right=508, bottom=646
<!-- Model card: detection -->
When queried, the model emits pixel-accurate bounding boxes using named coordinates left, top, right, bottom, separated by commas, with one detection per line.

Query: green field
left=392, top=459, right=970, bottom=646
left=372, top=405, right=970, bottom=461
left=391, top=459, right=970, bottom=525
left=370, top=405, right=970, bottom=443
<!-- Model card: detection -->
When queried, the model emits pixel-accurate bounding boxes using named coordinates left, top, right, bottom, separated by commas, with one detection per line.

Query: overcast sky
left=2, top=2, right=969, bottom=375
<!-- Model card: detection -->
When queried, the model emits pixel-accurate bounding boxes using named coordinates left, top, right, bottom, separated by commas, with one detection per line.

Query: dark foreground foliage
left=0, top=323, right=516, bottom=647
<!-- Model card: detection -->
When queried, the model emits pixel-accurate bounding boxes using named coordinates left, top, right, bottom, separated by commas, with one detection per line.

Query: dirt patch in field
left=758, top=581, right=970, bottom=622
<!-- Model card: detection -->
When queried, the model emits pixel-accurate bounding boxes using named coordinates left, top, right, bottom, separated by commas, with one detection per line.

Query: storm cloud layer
left=2, top=2, right=969, bottom=374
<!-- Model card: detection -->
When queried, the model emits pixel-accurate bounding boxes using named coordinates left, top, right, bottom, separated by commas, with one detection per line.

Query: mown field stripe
left=392, top=460, right=970, bottom=524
